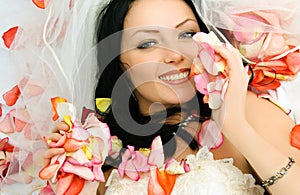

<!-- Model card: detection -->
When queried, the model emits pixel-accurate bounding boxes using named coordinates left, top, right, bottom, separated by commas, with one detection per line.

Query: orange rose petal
left=39, top=161, right=60, bottom=180
left=189, top=64, right=199, bottom=78
left=286, top=52, right=300, bottom=74
left=64, top=175, right=85, bottom=195
left=32, top=0, right=47, bottom=9
left=0, top=137, right=9, bottom=151
left=0, top=137, right=14, bottom=152
left=251, top=70, right=265, bottom=83
left=2, top=26, right=18, bottom=49
left=253, top=78, right=281, bottom=91
left=2, top=85, right=21, bottom=106
left=51, top=97, right=67, bottom=121
left=4, top=144, right=14, bottom=153
left=256, top=60, right=287, bottom=70
left=148, top=167, right=165, bottom=195
left=57, top=173, right=74, bottom=195
left=13, top=118, right=27, bottom=132
left=291, top=125, right=300, bottom=150
left=63, top=138, right=86, bottom=152
left=156, top=169, right=176, bottom=195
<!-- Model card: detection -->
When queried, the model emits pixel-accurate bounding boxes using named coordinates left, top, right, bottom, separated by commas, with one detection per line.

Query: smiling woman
left=92, top=0, right=264, bottom=194
left=26, top=0, right=263, bottom=194
left=3, top=0, right=300, bottom=194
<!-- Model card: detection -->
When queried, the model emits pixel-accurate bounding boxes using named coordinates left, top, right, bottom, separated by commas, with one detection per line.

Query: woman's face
left=120, top=0, right=201, bottom=115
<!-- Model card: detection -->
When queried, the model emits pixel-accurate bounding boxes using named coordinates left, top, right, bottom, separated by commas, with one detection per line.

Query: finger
left=43, top=148, right=65, bottom=160
left=47, top=132, right=63, bottom=142
left=213, top=45, right=249, bottom=83
left=42, top=147, right=65, bottom=166
left=52, top=121, right=69, bottom=133
left=214, top=45, right=243, bottom=71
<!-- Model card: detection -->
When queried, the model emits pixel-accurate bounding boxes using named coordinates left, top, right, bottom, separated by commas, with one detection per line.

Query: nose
left=163, top=49, right=184, bottom=64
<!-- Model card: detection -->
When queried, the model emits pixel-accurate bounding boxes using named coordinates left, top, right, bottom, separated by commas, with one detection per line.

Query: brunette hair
left=94, top=0, right=211, bottom=168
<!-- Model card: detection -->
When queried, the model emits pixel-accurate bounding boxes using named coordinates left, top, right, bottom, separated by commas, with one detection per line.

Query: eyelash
left=137, top=40, right=157, bottom=49
left=136, top=31, right=197, bottom=49
left=179, top=31, right=197, bottom=39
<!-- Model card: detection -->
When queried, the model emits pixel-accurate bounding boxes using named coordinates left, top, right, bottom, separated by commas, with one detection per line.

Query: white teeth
left=159, top=71, right=189, bottom=81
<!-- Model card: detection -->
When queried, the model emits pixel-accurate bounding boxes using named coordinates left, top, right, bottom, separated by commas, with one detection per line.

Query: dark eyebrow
left=175, top=18, right=198, bottom=28
left=130, top=29, right=160, bottom=38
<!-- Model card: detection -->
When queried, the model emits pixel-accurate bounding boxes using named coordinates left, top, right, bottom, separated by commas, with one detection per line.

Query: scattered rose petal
left=0, top=113, right=14, bottom=133
left=51, top=97, right=67, bottom=121
left=148, top=136, right=164, bottom=167
left=19, top=77, right=44, bottom=97
left=286, top=52, right=300, bottom=74
left=57, top=102, right=77, bottom=123
left=198, top=120, right=223, bottom=149
left=2, top=26, right=18, bottom=49
left=148, top=167, right=165, bottom=195
left=165, top=158, right=185, bottom=174
left=32, top=0, right=48, bottom=9
left=155, top=168, right=176, bottom=195
left=2, top=85, right=21, bottom=106
left=290, top=124, right=300, bottom=150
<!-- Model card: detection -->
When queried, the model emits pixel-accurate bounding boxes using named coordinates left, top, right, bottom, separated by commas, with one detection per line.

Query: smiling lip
left=158, top=68, right=190, bottom=85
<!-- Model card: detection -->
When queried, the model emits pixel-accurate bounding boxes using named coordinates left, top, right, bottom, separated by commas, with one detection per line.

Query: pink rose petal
left=198, top=120, right=224, bottom=149
left=0, top=113, right=14, bottom=133
left=148, top=136, right=164, bottom=167
left=93, top=165, right=105, bottom=182
left=124, top=159, right=140, bottom=181
left=62, top=161, right=95, bottom=181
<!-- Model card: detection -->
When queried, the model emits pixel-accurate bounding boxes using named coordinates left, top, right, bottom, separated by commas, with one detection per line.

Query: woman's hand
left=41, top=122, right=69, bottom=167
left=211, top=44, right=250, bottom=131
left=41, top=121, right=101, bottom=194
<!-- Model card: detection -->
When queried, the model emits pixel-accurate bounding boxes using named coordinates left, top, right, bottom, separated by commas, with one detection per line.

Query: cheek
left=126, top=63, right=158, bottom=88
left=177, top=41, right=199, bottom=62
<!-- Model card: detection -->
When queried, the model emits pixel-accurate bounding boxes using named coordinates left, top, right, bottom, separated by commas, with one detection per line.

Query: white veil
left=0, top=0, right=108, bottom=193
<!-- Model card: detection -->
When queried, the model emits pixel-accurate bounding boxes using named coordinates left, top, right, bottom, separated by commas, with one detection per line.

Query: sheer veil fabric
left=0, top=0, right=300, bottom=194
left=0, top=0, right=108, bottom=193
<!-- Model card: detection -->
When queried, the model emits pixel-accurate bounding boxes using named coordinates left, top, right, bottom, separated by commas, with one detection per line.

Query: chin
left=162, top=91, right=196, bottom=106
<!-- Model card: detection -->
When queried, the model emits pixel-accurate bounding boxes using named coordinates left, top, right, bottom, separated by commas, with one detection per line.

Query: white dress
left=105, top=147, right=264, bottom=195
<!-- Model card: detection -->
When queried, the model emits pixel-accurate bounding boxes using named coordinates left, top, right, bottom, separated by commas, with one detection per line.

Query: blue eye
left=137, top=40, right=157, bottom=49
left=179, top=32, right=196, bottom=39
